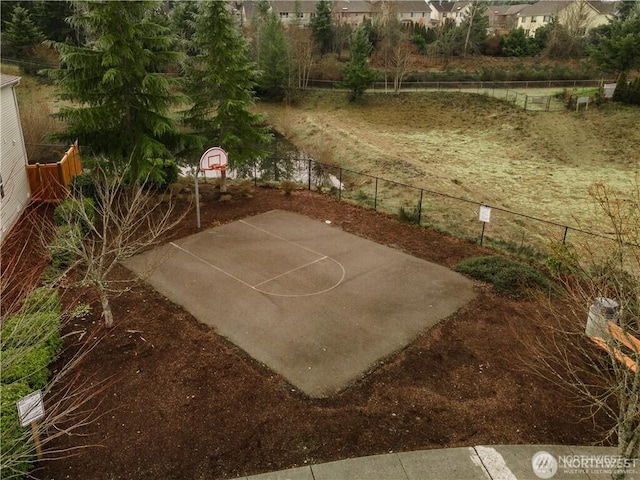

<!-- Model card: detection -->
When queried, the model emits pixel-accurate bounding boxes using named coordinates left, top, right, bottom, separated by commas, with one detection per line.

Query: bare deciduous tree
left=287, top=26, right=315, bottom=90
left=523, top=182, right=639, bottom=479
left=389, top=41, right=417, bottom=94
left=53, top=165, right=188, bottom=327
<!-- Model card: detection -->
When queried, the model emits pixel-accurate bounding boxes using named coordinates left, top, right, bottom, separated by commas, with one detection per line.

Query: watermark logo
left=532, top=451, right=639, bottom=478
left=532, top=451, right=558, bottom=479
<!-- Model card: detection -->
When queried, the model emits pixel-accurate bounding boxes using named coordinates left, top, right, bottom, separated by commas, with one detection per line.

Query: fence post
left=374, top=177, right=378, bottom=211
left=339, top=168, right=343, bottom=201
left=417, top=189, right=424, bottom=224
left=308, top=159, right=312, bottom=190
left=524, top=95, right=528, bottom=110
left=546, top=96, right=551, bottom=112
left=562, top=226, right=569, bottom=245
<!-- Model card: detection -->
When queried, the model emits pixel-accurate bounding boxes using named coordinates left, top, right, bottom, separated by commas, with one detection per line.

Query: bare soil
left=25, top=185, right=613, bottom=480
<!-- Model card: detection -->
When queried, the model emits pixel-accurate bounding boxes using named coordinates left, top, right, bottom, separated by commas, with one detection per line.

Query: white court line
left=169, top=242, right=255, bottom=289
left=237, top=219, right=330, bottom=259
left=253, top=256, right=328, bottom=288
left=170, top=221, right=347, bottom=297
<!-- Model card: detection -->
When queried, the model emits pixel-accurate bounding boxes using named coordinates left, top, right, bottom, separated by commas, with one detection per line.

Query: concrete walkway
left=230, top=445, right=638, bottom=480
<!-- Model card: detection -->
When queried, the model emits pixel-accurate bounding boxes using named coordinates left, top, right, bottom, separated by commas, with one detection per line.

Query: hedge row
left=0, top=287, right=63, bottom=478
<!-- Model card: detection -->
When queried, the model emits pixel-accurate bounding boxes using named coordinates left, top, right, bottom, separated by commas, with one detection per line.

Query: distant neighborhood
left=239, top=0, right=621, bottom=37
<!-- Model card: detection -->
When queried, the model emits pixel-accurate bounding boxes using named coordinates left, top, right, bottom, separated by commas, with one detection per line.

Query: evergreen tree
left=31, top=1, right=76, bottom=43
left=169, top=0, right=199, bottom=56
left=256, top=12, right=292, bottom=101
left=587, top=2, right=640, bottom=75
left=310, top=0, right=334, bottom=55
left=341, top=25, right=376, bottom=101
left=48, top=1, right=194, bottom=178
left=183, top=1, right=271, bottom=169
left=503, top=27, right=540, bottom=57
left=1, top=5, right=45, bottom=58
left=460, top=1, right=489, bottom=56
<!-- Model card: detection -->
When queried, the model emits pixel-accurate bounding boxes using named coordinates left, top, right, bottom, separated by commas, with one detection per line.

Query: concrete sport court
left=123, top=210, right=475, bottom=398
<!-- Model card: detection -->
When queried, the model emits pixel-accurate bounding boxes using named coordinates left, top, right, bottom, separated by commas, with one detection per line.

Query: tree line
left=1, top=0, right=639, bottom=170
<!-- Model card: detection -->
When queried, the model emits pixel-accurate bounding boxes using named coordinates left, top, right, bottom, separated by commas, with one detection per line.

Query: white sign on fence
left=603, top=83, right=616, bottom=99
left=479, top=206, right=492, bottom=223
left=576, top=96, right=590, bottom=112
left=17, top=390, right=45, bottom=427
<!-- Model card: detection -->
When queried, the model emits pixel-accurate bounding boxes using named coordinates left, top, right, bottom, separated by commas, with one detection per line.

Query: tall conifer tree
left=183, top=1, right=271, bottom=168
left=49, top=1, right=192, bottom=177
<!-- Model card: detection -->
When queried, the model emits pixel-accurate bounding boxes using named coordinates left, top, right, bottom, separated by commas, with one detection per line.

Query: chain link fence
left=231, top=155, right=628, bottom=262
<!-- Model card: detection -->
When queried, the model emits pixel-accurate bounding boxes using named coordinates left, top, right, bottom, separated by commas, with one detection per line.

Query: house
left=485, top=4, right=528, bottom=34
left=262, top=0, right=319, bottom=27
left=333, top=0, right=373, bottom=26
left=517, top=0, right=617, bottom=38
left=395, top=0, right=431, bottom=25
left=426, top=0, right=474, bottom=27
left=0, top=74, right=30, bottom=244
left=427, top=0, right=457, bottom=27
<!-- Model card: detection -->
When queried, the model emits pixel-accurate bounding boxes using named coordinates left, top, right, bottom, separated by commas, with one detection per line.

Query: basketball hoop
left=195, top=146, right=229, bottom=230
left=199, top=146, right=228, bottom=171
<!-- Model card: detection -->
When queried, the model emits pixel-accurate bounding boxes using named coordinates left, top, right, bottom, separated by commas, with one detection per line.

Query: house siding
left=1, top=76, right=30, bottom=244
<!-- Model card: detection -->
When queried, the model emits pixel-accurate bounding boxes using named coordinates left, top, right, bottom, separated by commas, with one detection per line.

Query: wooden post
left=31, top=421, right=43, bottom=460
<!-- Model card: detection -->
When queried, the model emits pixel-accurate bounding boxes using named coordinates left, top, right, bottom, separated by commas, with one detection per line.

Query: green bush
left=54, top=198, right=95, bottom=234
left=1, top=312, right=62, bottom=355
left=48, top=224, right=83, bottom=270
left=397, top=204, right=421, bottom=224
left=133, top=158, right=180, bottom=190
left=1, top=346, right=54, bottom=390
left=0, top=382, right=35, bottom=478
left=70, top=171, right=97, bottom=201
left=454, top=255, right=561, bottom=298
left=20, top=287, right=60, bottom=315
left=39, top=265, right=63, bottom=287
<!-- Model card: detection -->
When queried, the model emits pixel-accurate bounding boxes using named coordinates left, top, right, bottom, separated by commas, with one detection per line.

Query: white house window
left=279, top=12, right=289, bottom=18
left=543, top=15, right=552, bottom=22
left=296, top=12, right=304, bottom=18
left=531, top=15, right=537, bottom=23
left=411, top=12, right=414, bottom=18
left=525, top=29, right=530, bottom=36
left=442, top=12, right=447, bottom=17
left=521, top=16, right=526, bottom=23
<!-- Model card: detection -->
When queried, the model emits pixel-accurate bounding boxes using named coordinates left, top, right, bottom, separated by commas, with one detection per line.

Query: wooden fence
left=26, top=141, right=82, bottom=202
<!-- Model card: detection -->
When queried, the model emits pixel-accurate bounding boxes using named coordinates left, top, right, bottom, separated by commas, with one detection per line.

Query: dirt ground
left=20, top=185, right=614, bottom=480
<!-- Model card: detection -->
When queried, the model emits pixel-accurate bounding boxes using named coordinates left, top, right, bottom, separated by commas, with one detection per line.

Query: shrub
left=397, top=204, right=421, bottom=224
left=280, top=180, right=298, bottom=195
left=48, top=224, right=83, bottom=270
left=70, top=171, right=97, bottom=201
left=1, top=346, right=54, bottom=390
left=454, top=255, right=561, bottom=298
left=54, top=198, right=95, bottom=234
left=39, top=265, right=63, bottom=287
left=1, top=311, right=62, bottom=354
left=0, top=382, right=35, bottom=478
left=134, top=158, right=180, bottom=190
left=20, top=287, right=60, bottom=315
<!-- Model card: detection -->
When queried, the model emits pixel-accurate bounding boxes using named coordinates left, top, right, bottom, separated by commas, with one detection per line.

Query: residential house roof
left=428, top=1, right=457, bottom=13
left=587, top=0, right=619, bottom=15
left=518, top=1, right=570, bottom=16
left=268, top=0, right=319, bottom=13
left=396, top=1, right=430, bottom=13
left=0, top=74, right=21, bottom=89
left=334, top=1, right=372, bottom=14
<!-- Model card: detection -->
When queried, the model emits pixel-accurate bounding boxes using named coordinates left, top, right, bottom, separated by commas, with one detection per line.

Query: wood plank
left=591, top=336, right=638, bottom=373
left=607, top=321, right=640, bottom=354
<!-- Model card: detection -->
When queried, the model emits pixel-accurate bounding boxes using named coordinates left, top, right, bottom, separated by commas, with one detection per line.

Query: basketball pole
left=195, top=166, right=201, bottom=229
